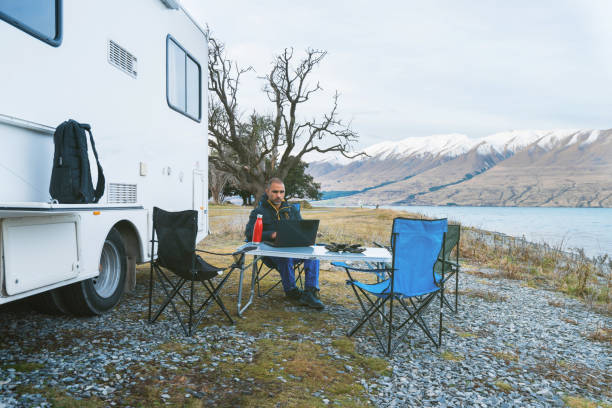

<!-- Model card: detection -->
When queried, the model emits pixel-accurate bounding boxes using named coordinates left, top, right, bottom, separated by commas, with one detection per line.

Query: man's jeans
left=266, top=257, right=320, bottom=293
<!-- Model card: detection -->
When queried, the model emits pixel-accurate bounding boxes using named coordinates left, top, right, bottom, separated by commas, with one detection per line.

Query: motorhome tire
left=60, top=228, right=127, bottom=316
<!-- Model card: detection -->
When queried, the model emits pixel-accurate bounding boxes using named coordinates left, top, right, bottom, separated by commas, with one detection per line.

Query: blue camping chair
left=375, top=223, right=462, bottom=314
left=336, top=217, right=448, bottom=355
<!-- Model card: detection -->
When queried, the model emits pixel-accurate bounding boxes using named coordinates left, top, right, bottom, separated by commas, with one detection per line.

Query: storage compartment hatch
left=1, top=215, right=80, bottom=295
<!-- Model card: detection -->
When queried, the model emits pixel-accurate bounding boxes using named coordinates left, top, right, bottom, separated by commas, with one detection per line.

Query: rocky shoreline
left=1, top=264, right=610, bottom=407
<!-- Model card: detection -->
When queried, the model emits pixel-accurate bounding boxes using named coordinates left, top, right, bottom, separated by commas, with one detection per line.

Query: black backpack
left=49, top=119, right=105, bottom=204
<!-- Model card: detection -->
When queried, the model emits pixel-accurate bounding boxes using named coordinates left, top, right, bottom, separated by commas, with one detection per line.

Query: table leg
left=237, top=258, right=245, bottom=317
left=237, top=255, right=259, bottom=317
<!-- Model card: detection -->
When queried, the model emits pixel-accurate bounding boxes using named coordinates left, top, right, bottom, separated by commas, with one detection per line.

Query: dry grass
left=1, top=361, right=45, bottom=372
left=15, top=385, right=105, bottom=408
left=458, top=289, right=508, bottom=303
left=563, top=395, right=612, bottom=408
left=214, top=338, right=378, bottom=407
left=493, top=380, right=513, bottom=392
left=548, top=299, right=565, bottom=308
left=461, top=228, right=611, bottom=312
left=456, top=331, right=478, bottom=338
left=585, top=325, right=612, bottom=345
left=490, top=350, right=519, bottom=363
left=561, top=317, right=578, bottom=325
left=535, top=359, right=612, bottom=399
left=440, top=350, right=464, bottom=361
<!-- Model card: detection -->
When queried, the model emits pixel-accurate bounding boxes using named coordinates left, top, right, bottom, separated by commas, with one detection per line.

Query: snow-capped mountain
left=362, top=133, right=475, bottom=159
left=307, top=129, right=612, bottom=207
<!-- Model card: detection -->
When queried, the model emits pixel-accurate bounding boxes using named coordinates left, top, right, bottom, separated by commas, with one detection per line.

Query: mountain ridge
left=308, top=129, right=612, bottom=207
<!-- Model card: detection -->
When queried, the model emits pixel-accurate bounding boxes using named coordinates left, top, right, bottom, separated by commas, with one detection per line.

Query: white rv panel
left=2, top=215, right=80, bottom=295
left=193, top=169, right=205, bottom=232
left=0, top=1, right=209, bottom=310
left=0, top=0, right=209, bottom=241
left=0, top=120, right=55, bottom=203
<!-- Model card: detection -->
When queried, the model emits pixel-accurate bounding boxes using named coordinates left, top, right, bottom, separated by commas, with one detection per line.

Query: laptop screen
left=265, top=219, right=319, bottom=247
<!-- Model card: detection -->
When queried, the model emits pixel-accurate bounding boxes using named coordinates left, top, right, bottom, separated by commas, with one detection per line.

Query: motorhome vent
left=108, top=40, right=137, bottom=78
left=108, top=183, right=137, bottom=204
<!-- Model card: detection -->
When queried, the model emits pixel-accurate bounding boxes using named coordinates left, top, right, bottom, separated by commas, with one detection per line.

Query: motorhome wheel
left=61, top=228, right=127, bottom=316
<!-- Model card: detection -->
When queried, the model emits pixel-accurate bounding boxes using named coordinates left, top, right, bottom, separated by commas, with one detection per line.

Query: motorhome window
left=0, top=0, right=62, bottom=47
left=166, top=36, right=201, bottom=122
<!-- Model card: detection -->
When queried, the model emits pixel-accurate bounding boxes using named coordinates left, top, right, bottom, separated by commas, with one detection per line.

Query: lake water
left=312, top=201, right=611, bottom=258
left=380, top=206, right=612, bottom=258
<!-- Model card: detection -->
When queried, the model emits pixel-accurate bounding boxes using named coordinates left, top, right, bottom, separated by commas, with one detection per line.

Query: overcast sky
left=182, top=0, right=612, bottom=150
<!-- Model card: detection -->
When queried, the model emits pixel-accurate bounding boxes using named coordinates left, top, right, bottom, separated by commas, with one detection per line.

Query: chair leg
left=347, top=284, right=380, bottom=336
left=204, top=279, right=234, bottom=325
left=255, top=262, right=266, bottom=297
left=256, top=260, right=305, bottom=297
left=439, top=285, right=444, bottom=348
left=192, top=269, right=236, bottom=327
left=150, top=266, right=191, bottom=336
left=148, top=261, right=154, bottom=322
left=256, top=262, right=284, bottom=297
left=189, top=280, right=195, bottom=336
left=439, top=270, right=458, bottom=314
left=455, top=268, right=459, bottom=313
left=399, top=295, right=439, bottom=348
left=295, top=261, right=304, bottom=290
left=387, top=295, right=394, bottom=356
left=261, top=274, right=283, bottom=297
left=347, top=285, right=396, bottom=355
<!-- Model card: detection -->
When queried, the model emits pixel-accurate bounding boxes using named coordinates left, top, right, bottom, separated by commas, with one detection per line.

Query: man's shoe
left=285, top=287, right=303, bottom=301
left=299, top=287, right=325, bottom=310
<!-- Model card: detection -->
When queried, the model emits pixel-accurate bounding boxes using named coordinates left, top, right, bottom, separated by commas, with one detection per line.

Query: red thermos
left=252, top=214, right=263, bottom=243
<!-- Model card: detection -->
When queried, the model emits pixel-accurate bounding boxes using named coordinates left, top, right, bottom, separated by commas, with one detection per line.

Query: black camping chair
left=148, top=207, right=253, bottom=336
left=434, top=224, right=461, bottom=313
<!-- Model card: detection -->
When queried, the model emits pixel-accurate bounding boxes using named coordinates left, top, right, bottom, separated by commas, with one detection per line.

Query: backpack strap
left=81, top=124, right=106, bottom=203
left=72, top=121, right=90, bottom=202
left=57, top=120, right=67, bottom=166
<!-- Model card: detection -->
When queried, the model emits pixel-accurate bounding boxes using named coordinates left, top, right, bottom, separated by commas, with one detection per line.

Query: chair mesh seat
left=351, top=275, right=443, bottom=298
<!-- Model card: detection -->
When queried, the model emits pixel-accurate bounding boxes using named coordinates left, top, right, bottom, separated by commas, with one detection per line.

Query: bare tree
left=207, top=33, right=363, bottom=203
left=208, top=163, right=235, bottom=204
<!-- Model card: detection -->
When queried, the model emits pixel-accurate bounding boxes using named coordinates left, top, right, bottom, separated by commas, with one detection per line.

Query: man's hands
left=271, top=232, right=277, bottom=240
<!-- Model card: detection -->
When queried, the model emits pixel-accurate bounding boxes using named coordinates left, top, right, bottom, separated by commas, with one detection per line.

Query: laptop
left=264, top=219, right=319, bottom=247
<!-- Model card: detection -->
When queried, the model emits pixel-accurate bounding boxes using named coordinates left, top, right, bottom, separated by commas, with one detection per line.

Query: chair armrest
left=436, top=258, right=460, bottom=268
left=331, top=261, right=388, bottom=274
left=196, top=246, right=257, bottom=257
left=373, top=241, right=392, bottom=251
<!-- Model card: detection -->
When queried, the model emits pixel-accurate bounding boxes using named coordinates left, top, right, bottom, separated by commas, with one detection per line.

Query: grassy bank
left=210, top=203, right=611, bottom=313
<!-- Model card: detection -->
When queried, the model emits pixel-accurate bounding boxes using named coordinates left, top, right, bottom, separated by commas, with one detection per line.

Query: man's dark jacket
left=244, top=193, right=301, bottom=242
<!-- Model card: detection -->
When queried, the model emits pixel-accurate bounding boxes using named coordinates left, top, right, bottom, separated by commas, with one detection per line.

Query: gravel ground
left=0, top=265, right=610, bottom=407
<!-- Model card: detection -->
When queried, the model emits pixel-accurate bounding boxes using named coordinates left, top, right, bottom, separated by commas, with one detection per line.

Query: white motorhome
left=0, top=0, right=208, bottom=315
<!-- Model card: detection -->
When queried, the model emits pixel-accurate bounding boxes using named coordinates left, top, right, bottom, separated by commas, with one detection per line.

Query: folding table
left=235, top=243, right=392, bottom=316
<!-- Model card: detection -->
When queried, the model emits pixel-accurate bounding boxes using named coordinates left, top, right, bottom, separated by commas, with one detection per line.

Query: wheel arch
left=112, top=219, right=143, bottom=262
left=111, top=219, right=143, bottom=293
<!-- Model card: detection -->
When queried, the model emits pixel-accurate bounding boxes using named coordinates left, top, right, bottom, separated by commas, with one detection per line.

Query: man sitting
left=244, top=177, right=324, bottom=310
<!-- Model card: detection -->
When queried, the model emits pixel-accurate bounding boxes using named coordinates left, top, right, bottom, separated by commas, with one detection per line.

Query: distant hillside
left=308, top=129, right=612, bottom=207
